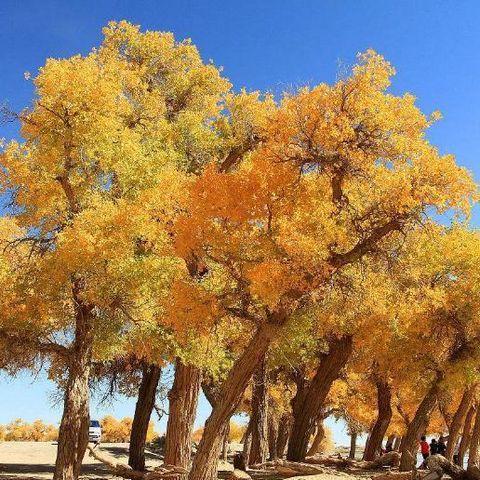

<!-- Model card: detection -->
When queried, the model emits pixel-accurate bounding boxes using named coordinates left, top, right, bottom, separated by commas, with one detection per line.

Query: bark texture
left=276, top=413, right=291, bottom=459
left=459, top=405, right=476, bottom=467
left=364, top=379, right=393, bottom=461
left=469, top=406, right=480, bottom=468
left=164, top=359, right=202, bottom=473
left=446, top=386, right=476, bottom=461
left=128, top=364, right=162, bottom=471
left=188, top=317, right=285, bottom=480
left=287, top=335, right=353, bottom=461
left=268, top=411, right=279, bottom=461
left=249, top=359, right=269, bottom=465
left=349, top=432, right=357, bottom=459
left=399, top=377, right=442, bottom=471
left=306, top=420, right=325, bottom=457
left=53, top=304, right=93, bottom=480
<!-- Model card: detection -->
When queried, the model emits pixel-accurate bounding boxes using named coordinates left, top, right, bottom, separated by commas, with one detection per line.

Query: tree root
left=87, top=445, right=188, bottom=479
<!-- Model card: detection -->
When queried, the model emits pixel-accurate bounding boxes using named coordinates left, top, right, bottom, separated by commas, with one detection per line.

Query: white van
left=89, top=419, right=102, bottom=443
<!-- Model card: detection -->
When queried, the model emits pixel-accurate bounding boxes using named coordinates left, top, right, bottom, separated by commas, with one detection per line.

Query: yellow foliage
left=100, top=416, right=156, bottom=443
left=2, top=419, right=58, bottom=442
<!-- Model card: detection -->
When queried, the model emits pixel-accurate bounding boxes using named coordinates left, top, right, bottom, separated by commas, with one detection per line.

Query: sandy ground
left=0, top=442, right=165, bottom=479
left=0, top=442, right=364, bottom=480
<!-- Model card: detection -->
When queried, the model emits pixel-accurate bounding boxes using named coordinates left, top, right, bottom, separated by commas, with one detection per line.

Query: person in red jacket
left=420, top=435, right=430, bottom=467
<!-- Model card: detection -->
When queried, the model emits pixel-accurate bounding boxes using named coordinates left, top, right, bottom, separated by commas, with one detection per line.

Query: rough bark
left=249, top=359, right=269, bottom=465
left=459, top=405, right=476, bottom=467
left=222, top=424, right=230, bottom=462
left=128, top=364, right=162, bottom=471
left=446, top=386, right=476, bottom=461
left=469, top=406, right=480, bottom=468
left=426, top=454, right=480, bottom=480
left=287, top=335, right=353, bottom=462
left=276, top=413, right=291, bottom=459
left=268, top=411, right=280, bottom=461
left=242, top=419, right=253, bottom=463
left=364, top=379, right=393, bottom=461
left=164, top=359, right=202, bottom=474
left=307, top=420, right=325, bottom=457
left=349, top=432, right=357, bottom=459
left=53, top=304, right=93, bottom=480
left=399, top=376, right=442, bottom=471
left=188, top=316, right=286, bottom=480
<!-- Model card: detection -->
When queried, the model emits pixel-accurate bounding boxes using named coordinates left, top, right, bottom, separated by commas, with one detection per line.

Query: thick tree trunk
left=287, top=335, right=353, bottom=462
left=276, top=413, right=291, bottom=459
left=364, top=379, right=393, bottom=461
left=128, top=364, right=162, bottom=471
left=249, top=359, right=269, bottom=465
left=468, top=406, right=480, bottom=468
left=459, top=406, right=476, bottom=467
left=349, top=432, right=357, bottom=459
left=447, top=386, right=477, bottom=461
left=399, top=377, right=442, bottom=471
left=54, top=306, right=94, bottom=480
left=268, top=411, right=279, bottom=461
left=164, top=359, right=202, bottom=473
left=188, top=317, right=285, bottom=480
left=307, top=420, right=325, bottom=457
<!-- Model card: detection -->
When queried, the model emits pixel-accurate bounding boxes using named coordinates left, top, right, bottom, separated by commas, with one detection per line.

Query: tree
left=178, top=51, right=475, bottom=480
left=0, top=20, right=229, bottom=480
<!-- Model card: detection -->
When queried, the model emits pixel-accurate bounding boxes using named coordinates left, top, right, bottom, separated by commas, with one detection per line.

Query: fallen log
left=87, top=445, right=188, bottom=479
left=251, top=458, right=353, bottom=478
left=371, top=472, right=416, bottom=480
left=425, top=455, right=480, bottom=480
left=307, top=451, right=400, bottom=471
left=306, top=455, right=354, bottom=468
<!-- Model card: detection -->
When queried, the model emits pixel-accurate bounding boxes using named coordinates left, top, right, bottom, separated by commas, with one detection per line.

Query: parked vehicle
left=89, top=420, right=101, bottom=443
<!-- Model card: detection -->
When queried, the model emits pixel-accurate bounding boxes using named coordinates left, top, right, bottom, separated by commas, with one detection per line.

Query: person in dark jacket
left=437, top=437, right=447, bottom=456
left=430, top=438, right=438, bottom=455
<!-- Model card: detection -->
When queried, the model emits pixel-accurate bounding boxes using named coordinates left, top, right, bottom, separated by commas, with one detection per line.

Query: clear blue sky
left=1, top=0, right=479, bottom=445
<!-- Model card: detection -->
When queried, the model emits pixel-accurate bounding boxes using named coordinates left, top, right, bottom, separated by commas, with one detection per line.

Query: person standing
left=420, top=436, right=430, bottom=467
left=437, top=437, right=447, bottom=456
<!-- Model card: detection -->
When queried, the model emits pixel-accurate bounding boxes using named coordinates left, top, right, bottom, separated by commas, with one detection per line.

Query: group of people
left=420, top=435, right=448, bottom=460
left=420, top=436, right=458, bottom=464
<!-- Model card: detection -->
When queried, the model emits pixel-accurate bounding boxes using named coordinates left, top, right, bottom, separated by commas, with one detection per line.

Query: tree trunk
left=128, top=364, right=162, bottom=471
left=469, top=406, right=480, bottom=468
left=242, top=419, right=253, bottom=463
left=364, top=379, right=393, bottom=461
left=307, top=420, right=325, bottom=457
left=459, top=406, right=476, bottom=468
left=268, top=411, right=279, bottom=461
left=53, top=306, right=94, bottom=480
left=349, top=432, right=357, bottom=459
left=394, top=436, right=402, bottom=451
left=221, top=424, right=230, bottom=462
left=164, top=359, right=202, bottom=473
left=188, top=317, right=285, bottom=480
left=447, top=386, right=477, bottom=461
left=399, top=377, right=442, bottom=471
left=249, top=359, right=269, bottom=465
left=276, top=413, right=291, bottom=459
left=287, top=335, right=353, bottom=462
